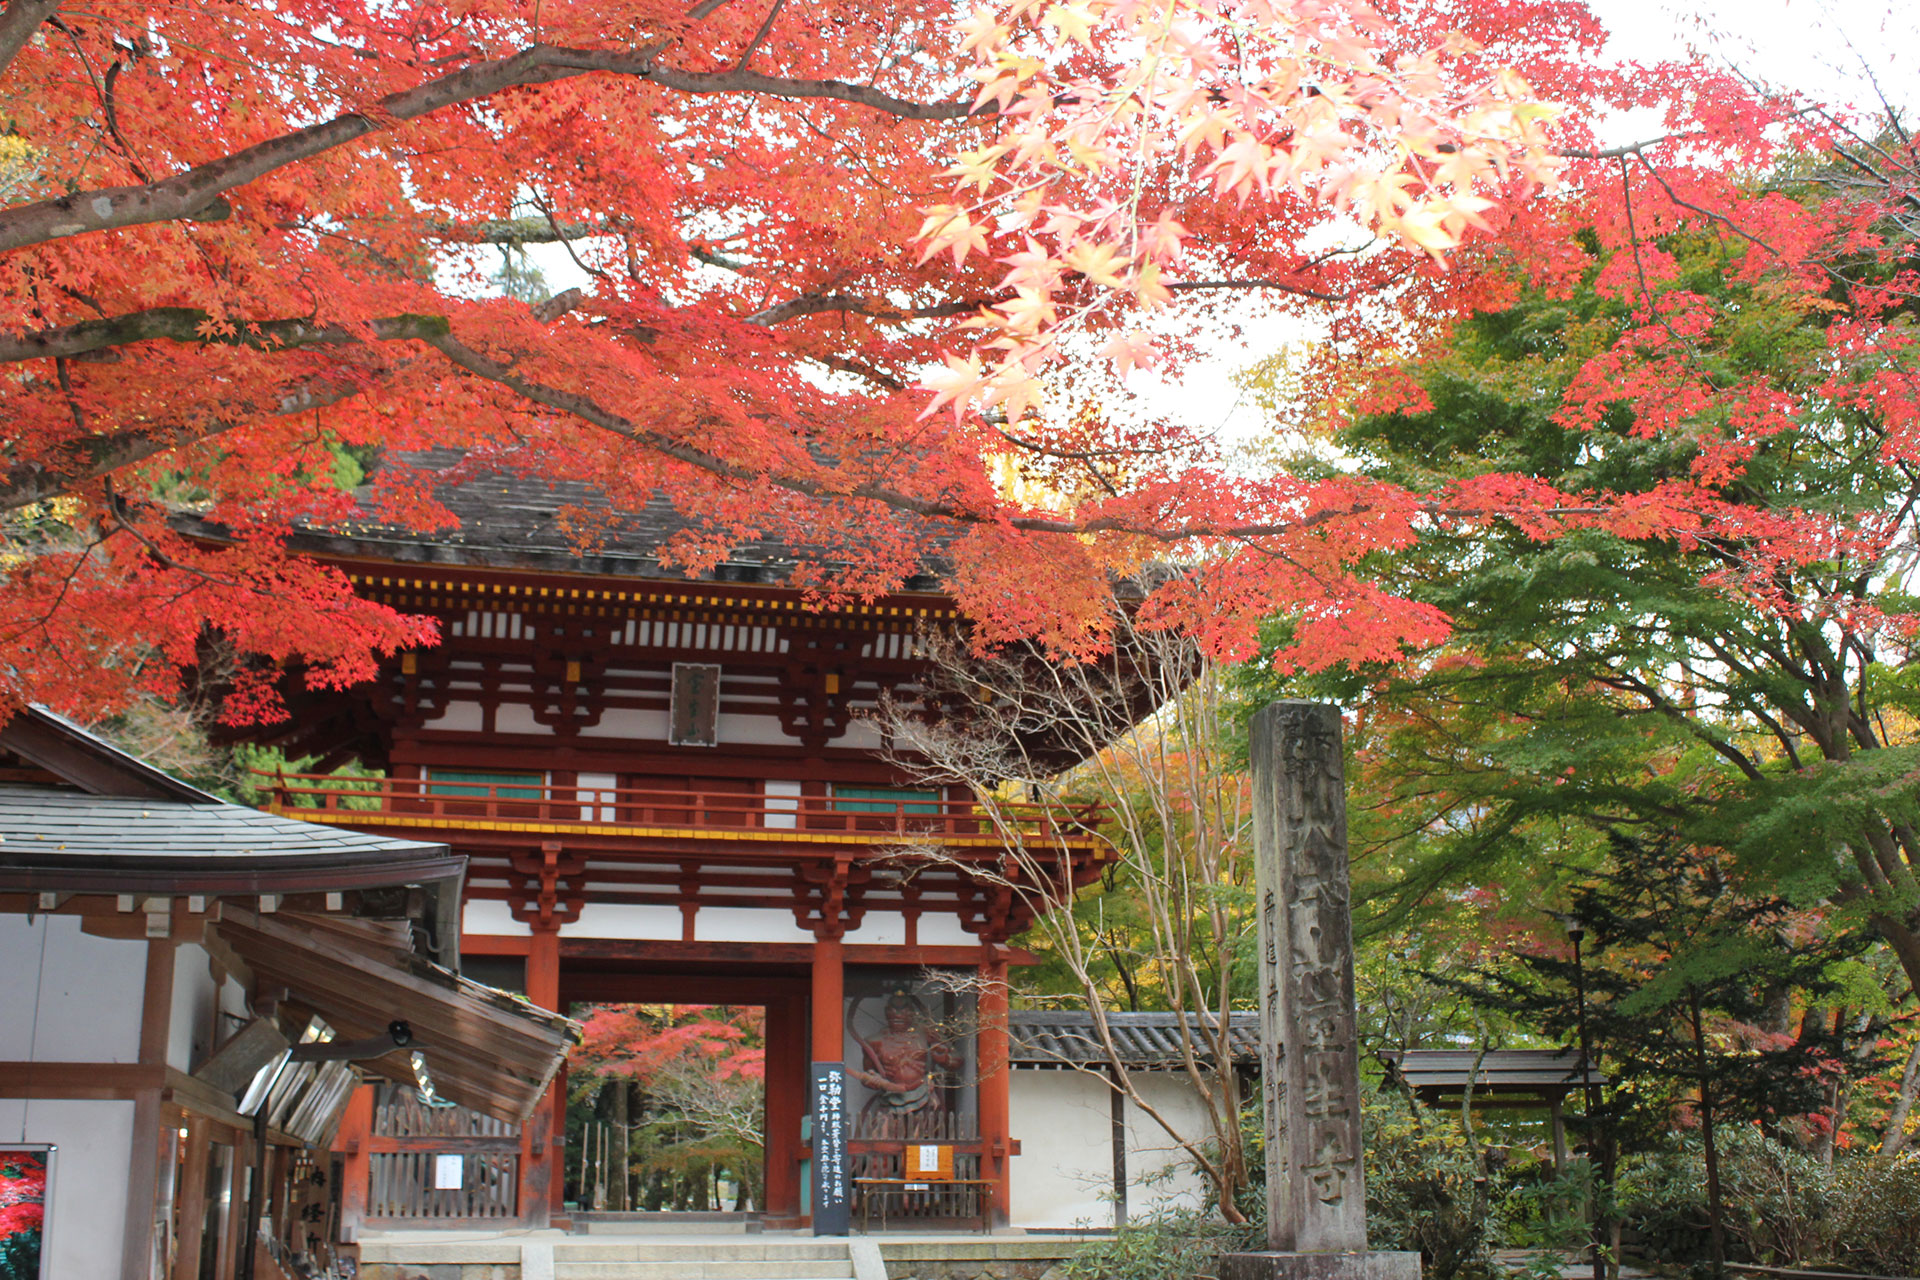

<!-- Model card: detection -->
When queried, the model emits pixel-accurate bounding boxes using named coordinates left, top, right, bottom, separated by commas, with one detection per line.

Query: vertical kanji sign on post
left=811, top=1061, right=851, bottom=1236
left=1228, top=702, right=1420, bottom=1280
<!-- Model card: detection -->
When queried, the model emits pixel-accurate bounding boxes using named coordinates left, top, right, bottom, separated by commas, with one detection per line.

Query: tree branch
left=744, top=291, right=1001, bottom=326
left=0, top=306, right=450, bottom=362
left=0, top=42, right=979, bottom=253
left=0, top=376, right=372, bottom=512
left=3, top=305, right=1619, bottom=543
left=0, top=0, right=61, bottom=81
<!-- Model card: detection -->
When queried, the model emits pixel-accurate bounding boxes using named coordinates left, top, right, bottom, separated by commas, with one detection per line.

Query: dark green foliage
left=1443, top=832, right=1880, bottom=1277
left=1831, top=1153, right=1920, bottom=1275
left=1232, top=230, right=1920, bottom=1008
left=1361, top=1091, right=1498, bottom=1280
left=1615, top=1134, right=1920, bottom=1275
left=1456, top=834, right=1878, bottom=1146
left=1058, top=1210, right=1259, bottom=1280
left=0, top=1229, right=38, bottom=1280
left=1616, top=1130, right=1841, bottom=1269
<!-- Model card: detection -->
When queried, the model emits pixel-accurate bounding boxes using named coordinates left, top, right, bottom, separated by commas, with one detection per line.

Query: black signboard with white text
left=811, top=1061, right=850, bottom=1235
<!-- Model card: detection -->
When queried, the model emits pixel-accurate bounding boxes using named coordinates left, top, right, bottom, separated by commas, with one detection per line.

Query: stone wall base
left=1220, top=1251, right=1422, bottom=1280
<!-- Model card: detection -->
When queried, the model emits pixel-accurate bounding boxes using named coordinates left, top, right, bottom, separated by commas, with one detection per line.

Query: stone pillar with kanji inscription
left=1223, top=702, right=1421, bottom=1280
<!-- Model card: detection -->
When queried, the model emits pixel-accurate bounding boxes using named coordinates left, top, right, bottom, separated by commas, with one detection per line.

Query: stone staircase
left=355, top=1232, right=870, bottom=1280
left=355, top=1229, right=1086, bottom=1280
left=551, top=1239, right=857, bottom=1280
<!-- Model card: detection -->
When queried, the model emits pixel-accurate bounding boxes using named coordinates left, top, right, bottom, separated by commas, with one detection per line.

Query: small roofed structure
left=1380, top=1048, right=1606, bottom=1173
left=1380, top=1048, right=1605, bottom=1102
left=0, top=705, right=578, bottom=1278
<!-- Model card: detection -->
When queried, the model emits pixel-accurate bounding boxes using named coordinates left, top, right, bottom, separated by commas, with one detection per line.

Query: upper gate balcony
left=257, top=771, right=1113, bottom=866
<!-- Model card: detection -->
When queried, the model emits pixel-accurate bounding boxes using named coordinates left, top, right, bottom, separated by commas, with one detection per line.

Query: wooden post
left=335, top=1086, right=374, bottom=1244
left=170, top=1115, right=210, bottom=1280
left=1550, top=1095, right=1569, bottom=1175
left=810, top=935, right=849, bottom=1235
left=764, top=993, right=806, bottom=1223
left=978, top=950, right=1012, bottom=1229
left=1224, top=702, right=1419, bottom=1280
left=1108, top=1064, right=1129, bottom=1228
left=222, top=1148, right=247, bottom=1280
left=125, top=935, right=174, bottom=1280
left=522, top=923, right=562, bottom=1227
left=551, top=1057, right=572, bottom=1222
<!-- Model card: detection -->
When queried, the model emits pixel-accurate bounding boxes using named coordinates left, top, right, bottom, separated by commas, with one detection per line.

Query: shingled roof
left=262, top=448, right=956, bottom=587
left=1380, top=1049, right=1605, bottom=1099
left=1010, top=1010, right=1261, bottom=1068
left=0, top=787, right=464, bottom=897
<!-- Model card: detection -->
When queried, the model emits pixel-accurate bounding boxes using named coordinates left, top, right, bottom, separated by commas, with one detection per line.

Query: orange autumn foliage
left=0, top=0, right=1899, bottom=718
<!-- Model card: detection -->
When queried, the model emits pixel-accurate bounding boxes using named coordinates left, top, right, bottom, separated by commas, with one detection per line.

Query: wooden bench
left=853, top=1177, right=994, bottom=1233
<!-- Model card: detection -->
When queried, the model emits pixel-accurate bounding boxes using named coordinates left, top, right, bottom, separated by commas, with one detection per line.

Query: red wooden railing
left=255, top=771, right=1107, bottom=845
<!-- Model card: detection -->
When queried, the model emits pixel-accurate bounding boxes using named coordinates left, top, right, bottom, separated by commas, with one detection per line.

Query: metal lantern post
left=1567, top=917, right=1606, bottom=1280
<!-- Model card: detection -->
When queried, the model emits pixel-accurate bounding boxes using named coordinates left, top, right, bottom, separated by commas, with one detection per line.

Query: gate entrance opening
left=566, top=1002, right=768, bottom=1215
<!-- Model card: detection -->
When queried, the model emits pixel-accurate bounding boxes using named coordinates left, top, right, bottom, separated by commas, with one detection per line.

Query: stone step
left=552, top=1243, right=852, bottom=1264
left=580, top=1218, right=753, bottom=1235
left=554, top=1269, right=853, bottom=1280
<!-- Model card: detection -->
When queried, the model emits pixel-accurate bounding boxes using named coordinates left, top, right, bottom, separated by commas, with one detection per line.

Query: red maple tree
left=0, top=0, right=1895, bottom=716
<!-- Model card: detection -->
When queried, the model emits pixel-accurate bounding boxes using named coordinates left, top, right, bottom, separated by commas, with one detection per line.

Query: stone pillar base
left=1221, top=1251, right=1423, bottom=1280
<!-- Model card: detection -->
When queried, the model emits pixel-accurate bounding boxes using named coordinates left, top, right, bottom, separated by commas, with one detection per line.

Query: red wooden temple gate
left=217, top=456, right=1122, bottom=1233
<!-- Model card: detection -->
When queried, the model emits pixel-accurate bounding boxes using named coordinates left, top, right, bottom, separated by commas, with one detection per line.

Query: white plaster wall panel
left=462, top=899, right=532, bottom=937
left=714, top=712, right=796, bottom=746
left=693, top=908, right=818, bottom=944
left=569, top=903, right=683, bottom=940
left=419, top=701, right=485, bottom=732
left=493, top=704, right=548, bottom=736
left=450, top=610, right=524, bottom=640
left=909, top=915, right=980, bottom=947
left=1124, top=1071, right=1215, bottom=1218
left=219, top=975, right=251, bottom=1043
left=838, top=720, right=884, bottom=750
left=0, top=915, right=142, bottom=1062
left=166, top=942, right=220, bottom=1073
left=0, top=1098, right=134, bottom=1277
left=1009, top=1068, right=1117, bottom=1229
left=837, top=911, right=908, bottom=946
left=578, top=708, right=670, bottom=740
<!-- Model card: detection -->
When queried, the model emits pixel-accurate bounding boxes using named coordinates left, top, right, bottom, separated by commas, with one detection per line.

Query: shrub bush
left=1608, top=1129, right=1920, bottom=1271
left=1614, top=1131, right=1832, bottom=1267
left=1362, top=1091, right=1498, bottom=1280
left=1058, top=1209, right=1255, bottom=1280
left=1493, top=1157, right=1593, bottom=1253
left=1832, top=1152, right=1920, bottom=1278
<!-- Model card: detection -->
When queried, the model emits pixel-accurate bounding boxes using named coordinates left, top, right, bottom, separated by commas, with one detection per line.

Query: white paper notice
left=434, top=1153, right=464, bottom=1190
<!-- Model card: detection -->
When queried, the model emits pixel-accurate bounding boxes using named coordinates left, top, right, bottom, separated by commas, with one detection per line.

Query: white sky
left=1129, top=0, right=1920, bottom=445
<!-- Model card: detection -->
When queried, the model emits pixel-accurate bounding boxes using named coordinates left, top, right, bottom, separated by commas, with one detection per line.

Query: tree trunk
left=1881, top=1037, right=1920, bottom=1159
left=1690, top=989, right=1727, bottom=1280
left=1867, top=906, right=1920, bottom=1003
left=611, top=1080, right=631, bottom=1210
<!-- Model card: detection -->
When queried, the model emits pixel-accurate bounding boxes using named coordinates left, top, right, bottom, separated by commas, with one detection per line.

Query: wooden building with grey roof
left=0, top=705, right=576, bottom=1280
